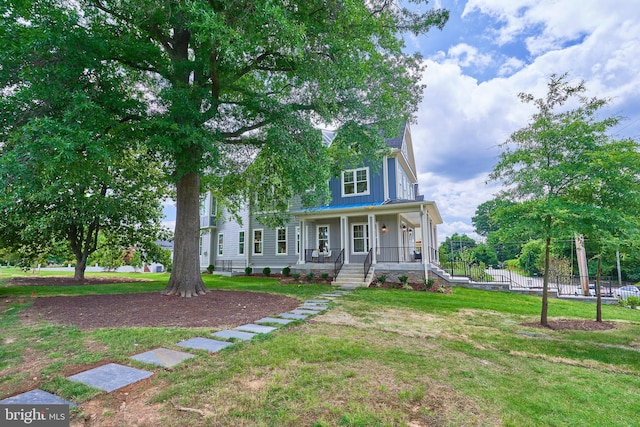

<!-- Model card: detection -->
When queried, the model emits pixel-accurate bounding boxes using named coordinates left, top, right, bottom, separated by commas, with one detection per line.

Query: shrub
left=245, top=266, right=253, bottom=276
left=398, top=275, right=408, bottom=285
left=306, top=272, right=315, bottom=282
left=263, top=267, right=271, bottom=276
left=292, top=273, right=301, bottom=280
left=282, top=266, right=291, bottom=277
left=321, top=272, right=329, bottom=280
left=206, top=264, right=215, bottom=274
left=425, top=278, right=435, bottom=288
left=402, top=283, right=413, bottom=290
left=621, top=295, right=640, bottom=308
left=377, top=275, right=387, bottom=284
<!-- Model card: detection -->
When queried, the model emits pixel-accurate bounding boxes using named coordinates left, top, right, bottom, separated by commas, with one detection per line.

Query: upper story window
left=342, top=167, right=370, bottom=197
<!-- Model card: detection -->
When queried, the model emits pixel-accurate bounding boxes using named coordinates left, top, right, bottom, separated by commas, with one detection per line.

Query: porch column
left=420, top=205, right=430, bottom=280
left=368, top=214, right=377, bottom=264
left=298, top=219, right=305, bottom=264
left=341, top=215, right=349, bottom=263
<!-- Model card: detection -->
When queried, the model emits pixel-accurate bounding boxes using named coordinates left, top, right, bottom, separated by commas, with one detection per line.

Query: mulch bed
left=21, top=291, right=301, bottom=330
left=9, top=276, right=153, bottom=286
left=13, top=275, right=301, bottom=330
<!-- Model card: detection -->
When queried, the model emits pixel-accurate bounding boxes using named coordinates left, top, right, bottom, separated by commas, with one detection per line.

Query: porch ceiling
left=294, top=200, right=442, bottom=224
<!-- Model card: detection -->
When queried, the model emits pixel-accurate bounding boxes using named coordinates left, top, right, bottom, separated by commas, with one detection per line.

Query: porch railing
left=334, top=249, right=344, bottom=278
left=376, top=247, right=423, bottom=263
left=364, top=248, right=373, bottom=280
left=304, top=248, right=340, bottom=263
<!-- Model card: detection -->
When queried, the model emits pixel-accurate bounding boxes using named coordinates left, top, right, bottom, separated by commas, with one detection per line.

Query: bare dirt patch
left=522, top=319, right=616, bottom=331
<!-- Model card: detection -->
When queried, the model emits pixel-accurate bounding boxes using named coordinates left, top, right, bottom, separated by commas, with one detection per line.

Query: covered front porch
left=293, top=201, right=441, bottom=276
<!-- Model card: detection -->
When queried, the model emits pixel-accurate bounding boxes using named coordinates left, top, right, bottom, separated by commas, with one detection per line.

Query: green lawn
left=1, top=268, right=639, bottom=426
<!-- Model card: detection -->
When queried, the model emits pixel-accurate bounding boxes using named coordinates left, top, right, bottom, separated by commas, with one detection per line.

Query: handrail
left=363, top=248, right=373, bottom=280
left=334, top=249, right=344, bottom=278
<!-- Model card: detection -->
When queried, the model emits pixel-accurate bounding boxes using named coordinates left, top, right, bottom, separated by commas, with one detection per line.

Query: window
left=238, top=230, right=245, bottom=255
left=276, top=227, right=287, bottom=255
left=317, top=225, right=330, bottom=252
left=342, top=167, right=369, bottom=197
left=199, top=235, right=203, bottom=256
left=352, top=224, right=369, bottom=254
left=295, top=226, right=300, bottom=255
left=218, top=233, right=224, bottom=255
left=253, top=229, right=263, bottom=255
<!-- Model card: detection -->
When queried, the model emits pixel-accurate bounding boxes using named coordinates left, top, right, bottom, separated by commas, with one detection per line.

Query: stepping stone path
left=177, top=337, right=233, bottom=353
left=130, top=348, right=195, bottom=368
left=212, top=329, right=256, bottom=341
left=67, top=363, right=153, bottom=393
left=0, top=288, right=352, bottom=409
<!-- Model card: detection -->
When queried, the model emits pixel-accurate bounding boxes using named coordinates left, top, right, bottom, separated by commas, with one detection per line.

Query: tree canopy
left=0, top=1, right=170, bottom=279
left=1, top=0, right=449, bottom=296
left=489, top=73, right=640, bottom=325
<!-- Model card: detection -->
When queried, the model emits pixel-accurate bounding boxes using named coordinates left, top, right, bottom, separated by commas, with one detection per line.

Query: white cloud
left=444, top=43, right=494, bottom=69
left=412, top=0, right=640, bottom=241
left=498, top=57, right=525, bottom=76
left=419, top=171, right=500, bottom=222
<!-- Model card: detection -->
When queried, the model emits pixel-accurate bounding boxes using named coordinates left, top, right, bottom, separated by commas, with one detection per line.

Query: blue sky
left=408, top=0, right=640, bottom=240
left=164, top=0, right=640, bottom=240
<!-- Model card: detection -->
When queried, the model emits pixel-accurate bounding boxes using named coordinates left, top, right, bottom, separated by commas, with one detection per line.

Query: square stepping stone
left=67, top=363, right=152, bottom=393
left=130, top=348, right=195, bottom=368
left=305, top=299, right=330, bottom=304
left=0, top=389, right=75, bottom=406
left=299, top=304, right=327, bottom=311
left=290, top=309, right=320, bottom=316
left=177, top=337, right=233, bottom=353
left=212, top=330, right=256, bottom=341
left=235, top=324, right=277, bottom=334
left=319, top=293, right=343, bottom=297
left=279, top=312, right=309, bottom=320
left=255, top=317, right=295, bottom=325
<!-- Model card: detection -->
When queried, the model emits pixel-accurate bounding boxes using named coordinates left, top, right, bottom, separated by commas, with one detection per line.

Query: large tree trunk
left=74, top=257, right=87, bottom=281
left=162, top=171, right=208, bottom=297
left=540, top=236, right=551, bottom=327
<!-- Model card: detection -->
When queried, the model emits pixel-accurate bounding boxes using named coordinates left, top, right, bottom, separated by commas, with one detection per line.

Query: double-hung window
left=253, top=229, right=263, bottom=255
left=342, top=167, right=369, bottom=197
left=238, top=231, right=245, bottom=255
left=276, top=227, right=287, bottom=255
left=217, top=233, right=224, bottom=255
left=352, top=224, right=370, bottom=254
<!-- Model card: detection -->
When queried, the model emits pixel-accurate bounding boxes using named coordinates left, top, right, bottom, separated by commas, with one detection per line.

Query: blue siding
left=387, top=158, right=396, bottom=200
left=328, top=161, right=385, bottom=206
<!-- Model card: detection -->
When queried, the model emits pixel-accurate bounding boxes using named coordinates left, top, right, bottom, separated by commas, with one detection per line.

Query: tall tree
left=0, top=1, right=169, bottom=280
left=567, top=139, right=640, bottom=320
left=3, top=1, right=450, bottom=296
left=438, top=233, right=477, bottom=262
left=472, top=199, right=515, bottom=237
left=489, top=73, right=640, bottom=326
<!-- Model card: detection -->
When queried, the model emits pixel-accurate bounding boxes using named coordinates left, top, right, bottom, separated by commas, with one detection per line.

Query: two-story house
left=199, top=122, right=442, bottom=286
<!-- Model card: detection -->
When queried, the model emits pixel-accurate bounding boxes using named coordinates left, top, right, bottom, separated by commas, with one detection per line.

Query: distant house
left=199, top=122, right=442, bottom=286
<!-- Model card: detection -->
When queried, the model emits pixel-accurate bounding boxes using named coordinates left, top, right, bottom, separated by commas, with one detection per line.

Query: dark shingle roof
left=383, top=121, right=407, bottom=149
